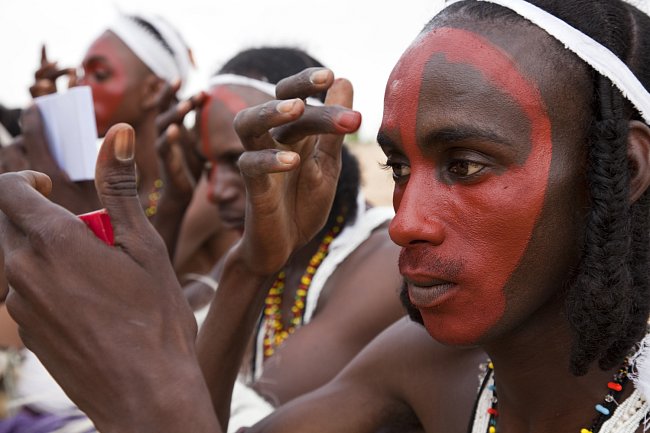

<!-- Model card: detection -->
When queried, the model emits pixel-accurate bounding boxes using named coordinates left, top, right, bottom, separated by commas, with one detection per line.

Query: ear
left=627, top=120, right=650, bottom=203
left=139, top=75, right=166, bottom=112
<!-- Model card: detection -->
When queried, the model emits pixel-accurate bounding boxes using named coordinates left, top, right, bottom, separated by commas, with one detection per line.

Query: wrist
left=100, top=356, right=220, bottom=433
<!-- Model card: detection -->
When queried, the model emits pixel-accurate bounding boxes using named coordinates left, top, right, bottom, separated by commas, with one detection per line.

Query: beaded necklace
left=262, top=214, right=345, bottom=359
left=144, top=178, right=164, bottom=217
left=470, top=358, right=648, bottom=433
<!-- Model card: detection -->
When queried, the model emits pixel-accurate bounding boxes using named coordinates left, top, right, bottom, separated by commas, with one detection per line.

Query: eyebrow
left=377, top=126, right=514, bottom=153
left=424, top=127, right=515, bottom=149
left=376, top=131, right=401, bottom=152
left=83, top=55, right=109, bottom=66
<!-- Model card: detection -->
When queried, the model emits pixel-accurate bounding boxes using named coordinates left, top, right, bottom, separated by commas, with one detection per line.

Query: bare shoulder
left=319, top=220, right=401, bottom=308
left=344, top=317, right=486, bottom=432
left=249, top=318, right=483, bottom=433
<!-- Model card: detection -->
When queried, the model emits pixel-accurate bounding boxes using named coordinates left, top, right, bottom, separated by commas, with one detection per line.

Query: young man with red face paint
left=172, top=47, right=404, bottom=432
left=2, top=0, right=650, bottom=432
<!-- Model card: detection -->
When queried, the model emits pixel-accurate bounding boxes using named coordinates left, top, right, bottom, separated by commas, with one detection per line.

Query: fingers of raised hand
left=238, top=149, right=300, bottom=178
left=270, top=104, right=361, bottom=144
left=154, top=79, right=181, bottom=114
left=233, top=98, right=305, bottom=151
left=275, top=67, right=334, bottom=100
left=155, top=91, right=205, bottom=133
left=29, top=79, right=57, bottom=98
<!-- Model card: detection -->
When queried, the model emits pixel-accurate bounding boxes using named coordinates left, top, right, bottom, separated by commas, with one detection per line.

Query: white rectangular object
left=34, top=86, right=98, bottom=181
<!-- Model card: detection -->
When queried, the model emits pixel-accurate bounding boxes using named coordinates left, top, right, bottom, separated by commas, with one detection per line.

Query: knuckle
left=100, top=173, right=138, bottom=198
left=233, top=108, right=251, bottom=135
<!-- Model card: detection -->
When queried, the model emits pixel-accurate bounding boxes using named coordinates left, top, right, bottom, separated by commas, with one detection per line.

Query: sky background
left=0, top=0, right=445, bottom=141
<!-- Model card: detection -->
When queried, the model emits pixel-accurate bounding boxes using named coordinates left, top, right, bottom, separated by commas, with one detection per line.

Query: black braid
left=568, top=77, right=634, bottom=375
left=434, top=0, right=650, bottom=375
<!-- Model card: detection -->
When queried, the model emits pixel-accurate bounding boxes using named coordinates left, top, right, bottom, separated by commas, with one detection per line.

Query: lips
left=404, top=275, right=458, bottom=308
left=399, top=247, right=464, bottom=309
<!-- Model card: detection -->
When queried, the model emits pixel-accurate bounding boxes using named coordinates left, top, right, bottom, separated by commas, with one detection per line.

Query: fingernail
left=115, top=127, right=135, bottom=161
left=277, top=99, right=298, bottom=114
left=276, top=151, right=298, bottom=165
left=336, top=111, right=361, bottom=129
left=310, top=69, right=330, bottom=85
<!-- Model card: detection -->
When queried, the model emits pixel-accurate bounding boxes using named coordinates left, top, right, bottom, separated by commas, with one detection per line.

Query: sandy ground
left=347, top=141, right=394, bottom=208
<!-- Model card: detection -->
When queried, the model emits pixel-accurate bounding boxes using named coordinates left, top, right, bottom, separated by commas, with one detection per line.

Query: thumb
left=95, top=124, right=150, bottom=245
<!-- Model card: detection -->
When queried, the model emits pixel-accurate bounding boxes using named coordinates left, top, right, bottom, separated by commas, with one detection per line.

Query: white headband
left=109, top=14, right=192, bottom=88
left=209, top=74, right=324, bottom=106
left=444, top=0, right=650, bottom=125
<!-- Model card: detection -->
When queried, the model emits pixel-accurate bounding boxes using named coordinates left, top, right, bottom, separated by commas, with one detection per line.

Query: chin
left=419, top=310, right=492, bottom=348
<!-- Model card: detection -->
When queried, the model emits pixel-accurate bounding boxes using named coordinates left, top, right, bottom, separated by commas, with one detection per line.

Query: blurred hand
left=0, top=137, right=30, bottom=174
left=232, top=67, right=361, bottom=276
left=1, top=124, right=202, bottom=431
left=156, top=91, right=208, bottom=201
left=29, top=45, right=76, bottom=98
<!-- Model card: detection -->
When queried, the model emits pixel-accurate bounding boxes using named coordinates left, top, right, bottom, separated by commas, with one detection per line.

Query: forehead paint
left=200, top=85, right=249, bottom=160
left=387, top=27, right=553, bottom=343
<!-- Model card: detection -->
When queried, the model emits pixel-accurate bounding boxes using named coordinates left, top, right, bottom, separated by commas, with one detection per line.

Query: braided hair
left=422, top=0, right=650, bottom=375
left=217, top=47, right=360, bottom=231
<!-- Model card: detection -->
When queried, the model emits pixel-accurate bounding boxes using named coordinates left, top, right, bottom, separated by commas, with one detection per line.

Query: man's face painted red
left=382, top=26, right=586, bottom=346
left=197, top=85, right=273, bottom=231
left=79, top=31, right=150, bottom=136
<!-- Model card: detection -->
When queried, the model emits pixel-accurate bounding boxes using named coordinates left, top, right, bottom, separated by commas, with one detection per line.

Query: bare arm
left=0, top=304, right=22, bottom=348
left=246, top=317, right=484, bottom=433
left=0, top=125, right=220, bottom=433
left=197, top=69, right=362, bottom=432
left=254, top=226, right=405, bottom=404
left=173, top=175, right=239, bottom=276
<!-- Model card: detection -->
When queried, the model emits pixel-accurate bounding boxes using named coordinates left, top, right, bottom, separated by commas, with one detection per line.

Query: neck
left=482, top=295, right=633, bottom=432
left=132, top=113, right=161, bottom=201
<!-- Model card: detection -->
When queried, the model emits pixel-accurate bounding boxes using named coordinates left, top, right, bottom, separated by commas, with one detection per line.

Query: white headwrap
left=208, top=73, right=324, bottom=106
left=108, top=13, right=193, bottom=88
left=443, top=0, right=650, bottom=125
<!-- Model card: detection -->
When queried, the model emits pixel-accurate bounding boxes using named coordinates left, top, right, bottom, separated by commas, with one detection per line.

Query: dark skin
left=173, top=176, right=240, bottom=277
left=0, top=68, right=361, bottom=433
left=3, top=18, right=650, bottom=433
left=193, top=82, right=404, bottom=407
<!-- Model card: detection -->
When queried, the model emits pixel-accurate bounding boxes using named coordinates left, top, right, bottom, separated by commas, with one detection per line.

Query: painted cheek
left=392, top=28, right=552, bottom=344
left=91, top=82, right=126, bottom=134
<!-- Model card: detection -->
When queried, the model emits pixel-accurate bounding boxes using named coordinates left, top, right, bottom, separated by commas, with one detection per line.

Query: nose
left=207, top=165, right=241, bottom=205
left=389, top=179, right=447, bottom=247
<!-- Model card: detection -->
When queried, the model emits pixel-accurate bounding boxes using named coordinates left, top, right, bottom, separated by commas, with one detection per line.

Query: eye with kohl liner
left=84, top=62, right=112, bottom=83
left=447, top=160, right=485, bottom=177
left=380, top=160, right=411, bottom=183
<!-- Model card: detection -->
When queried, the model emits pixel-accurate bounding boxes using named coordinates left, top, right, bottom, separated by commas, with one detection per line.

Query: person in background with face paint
left=67, top=13, right=195, bottom=213
left=173, top=47, right=330, bottom=279
left=0, top=13, right=196, bottom=433
left=174, top=47, right=404, bottom=431
left=3, top=0, right=650, bottom=432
